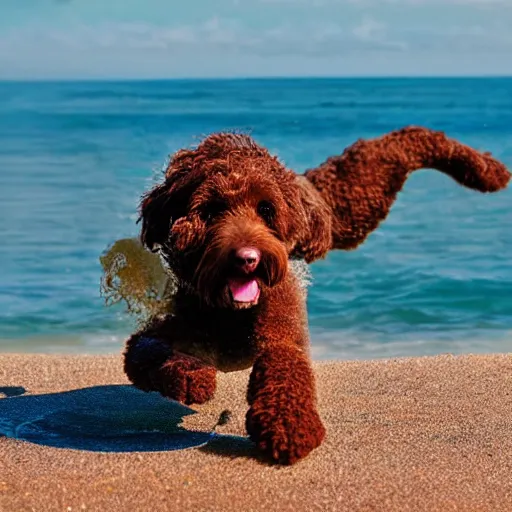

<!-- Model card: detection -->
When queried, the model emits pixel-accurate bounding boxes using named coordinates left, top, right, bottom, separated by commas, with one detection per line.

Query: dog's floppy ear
left=303, top=126, right=510, bottom=251
left=139, top=181, right=176, bottom=252
left=139, top=151, right=203, bottom=252
left=289, top=177, right=334, bottom=263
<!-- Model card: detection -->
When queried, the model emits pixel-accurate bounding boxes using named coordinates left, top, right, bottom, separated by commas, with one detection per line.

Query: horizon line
left=1, top=74, right=511, bottom=83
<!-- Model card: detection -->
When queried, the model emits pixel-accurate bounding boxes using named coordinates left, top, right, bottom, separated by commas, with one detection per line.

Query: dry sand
left=0, top=352, right=511, bottom=512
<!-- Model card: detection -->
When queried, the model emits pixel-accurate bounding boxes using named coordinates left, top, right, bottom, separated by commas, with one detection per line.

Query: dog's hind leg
left=124, top=322, right=216, bottom=405
left=303, top=126, right=511, bottom=252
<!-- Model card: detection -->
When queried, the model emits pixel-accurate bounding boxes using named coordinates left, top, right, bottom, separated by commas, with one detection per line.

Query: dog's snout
left=234, top=247, right=261, bottom=273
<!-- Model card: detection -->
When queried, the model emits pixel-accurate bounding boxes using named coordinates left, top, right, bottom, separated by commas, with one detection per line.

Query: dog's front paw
left=245, top=345, right=326, bottom=464
left=152, top=353, right=216, bottom=405
left=246, top=398, right=325, bottom=465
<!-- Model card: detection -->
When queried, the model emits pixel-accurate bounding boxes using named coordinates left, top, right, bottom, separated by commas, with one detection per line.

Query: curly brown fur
left=125, top=333, right=216, bottom=405
left=124, top=126, right=510, bottom=465
left=246, top=343, right=325, bottom=465
left=305, top=126, right=511, bottom=249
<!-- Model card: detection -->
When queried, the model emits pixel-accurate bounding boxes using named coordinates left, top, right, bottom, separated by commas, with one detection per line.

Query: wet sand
left=1, top=353, right=511, bottom=511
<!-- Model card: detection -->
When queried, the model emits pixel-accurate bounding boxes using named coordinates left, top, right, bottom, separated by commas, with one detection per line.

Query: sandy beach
left=1, top=352, right=511, bottom=511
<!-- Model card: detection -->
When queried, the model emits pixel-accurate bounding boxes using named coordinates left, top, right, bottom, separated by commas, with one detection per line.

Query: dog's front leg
left=124, top=325, right=216, bottom=406
left=245, top=343, right=325, bottom=465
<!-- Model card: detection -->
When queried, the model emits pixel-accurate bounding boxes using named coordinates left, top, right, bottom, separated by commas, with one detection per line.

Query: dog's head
left=139, top=133, right=332, bottom=309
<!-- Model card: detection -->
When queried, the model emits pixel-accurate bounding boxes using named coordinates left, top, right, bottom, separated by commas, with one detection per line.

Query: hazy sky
left=1, top=0, right=511, bottom=79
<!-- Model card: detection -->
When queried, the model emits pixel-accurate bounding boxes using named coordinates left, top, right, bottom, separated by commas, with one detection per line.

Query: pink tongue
left=228, top=278, right=259, bottom=302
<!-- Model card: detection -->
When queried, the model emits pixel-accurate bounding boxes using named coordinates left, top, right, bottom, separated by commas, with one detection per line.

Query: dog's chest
left=171, top=259, right=312, bottom=372
left=178, top=318, right=258, bottom=373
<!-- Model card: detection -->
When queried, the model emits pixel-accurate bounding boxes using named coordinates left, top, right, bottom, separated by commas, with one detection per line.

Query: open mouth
left=227, top=277, right=260, bottom=308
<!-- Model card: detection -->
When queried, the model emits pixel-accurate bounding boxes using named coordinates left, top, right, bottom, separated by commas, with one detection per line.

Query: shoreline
left=1, top=333, right=511, bottom=362
left=1, top=352, right=511, bottom=511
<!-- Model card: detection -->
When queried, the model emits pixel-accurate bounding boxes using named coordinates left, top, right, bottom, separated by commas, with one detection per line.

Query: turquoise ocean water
left=1, top=78, right=511, bottom=360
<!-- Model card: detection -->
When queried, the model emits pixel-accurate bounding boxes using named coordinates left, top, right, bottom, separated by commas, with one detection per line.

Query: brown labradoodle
left=123, top=126, right=510, bottom=465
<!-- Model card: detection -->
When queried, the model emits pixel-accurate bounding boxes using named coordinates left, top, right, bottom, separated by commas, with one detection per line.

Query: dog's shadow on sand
left=0, top=385, right=254, bottom=456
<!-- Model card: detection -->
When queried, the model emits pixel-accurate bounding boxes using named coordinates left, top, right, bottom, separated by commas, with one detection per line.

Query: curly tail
left=304, top=126, right=511, bottom=250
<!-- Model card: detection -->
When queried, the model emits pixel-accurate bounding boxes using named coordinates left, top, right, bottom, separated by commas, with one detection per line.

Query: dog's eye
left=257, top=200, right=275, bottom=224
left=203, top=200, right=226, bottom=222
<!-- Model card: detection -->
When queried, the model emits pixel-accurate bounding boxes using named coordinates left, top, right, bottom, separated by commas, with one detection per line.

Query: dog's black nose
left=234, top=247, right=261, bottom=273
